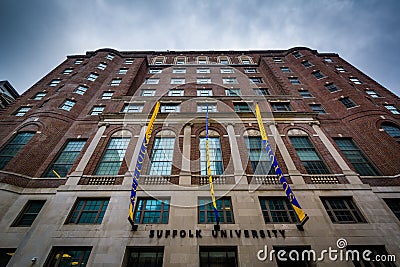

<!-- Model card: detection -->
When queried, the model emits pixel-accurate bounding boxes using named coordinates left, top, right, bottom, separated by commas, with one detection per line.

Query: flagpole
left=255, top=103, right=309, bottom=230
left=128, top=102, right=160, bottom=231
left=206, top=104, right=220, bottom=231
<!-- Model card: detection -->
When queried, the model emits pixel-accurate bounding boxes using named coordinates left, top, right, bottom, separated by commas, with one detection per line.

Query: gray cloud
left=0, top=0, right=399, bottom=96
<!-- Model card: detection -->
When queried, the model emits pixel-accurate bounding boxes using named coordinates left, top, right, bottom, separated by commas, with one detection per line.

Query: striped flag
left=255, top=103, right=308, bottom=225
left=206, top=104, right=219, bottom=224
left=128, top=102, right=160, bottom=226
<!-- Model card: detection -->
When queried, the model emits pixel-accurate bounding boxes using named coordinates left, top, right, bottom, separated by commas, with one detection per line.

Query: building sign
left=149, top=229, right=286, bottom=239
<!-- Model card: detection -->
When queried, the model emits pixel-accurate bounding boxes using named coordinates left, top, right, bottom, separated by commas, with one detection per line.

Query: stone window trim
left=11, top=200, right=46, bottom=227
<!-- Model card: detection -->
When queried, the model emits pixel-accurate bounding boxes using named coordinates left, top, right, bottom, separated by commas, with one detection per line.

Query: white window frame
left=197, top=89, right=213, bottom=97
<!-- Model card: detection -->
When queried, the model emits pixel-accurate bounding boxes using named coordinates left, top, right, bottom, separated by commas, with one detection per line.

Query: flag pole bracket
left=128, top=217, right=138, bottom=231
left=296, top=214, right=309, bottom=231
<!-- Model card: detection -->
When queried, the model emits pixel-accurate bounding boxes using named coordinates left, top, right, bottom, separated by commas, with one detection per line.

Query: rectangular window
left=249, top=77, right=263, bottom=84
left=273, top=58, right=283, bottom=63
left=97, top=63, right=107, bottom=70
left=198, top=59, right=207, bottom=64
left=44, top=140, right=86, bottom=177
left=125, top=59, right=133, bottom=64
left=154, top=58, right=164, bottom=65
left=127, top=247, right=164, bottom=266
left=197, top=103, right=217, bottom=112
left=199, top=197, right=234, bottom=223
left=175, top=58, right=186, bottom=65
left=160, top=104, right=180, bottom=113
left=259, top=198, right=298, bottom=223
left=0, top=248, right=16, bottom=266
left=349, top=77, right=362, bottom=84
left=135, top=198, right=170, bottom=223
left=241, top=59, right=251, bottom=64
left=14, top=106, right=31, bottom=116
left=334, top=138, right=379, bottom=176
left=33, top=92, right=46, bottom=100
left=144, top=78, right=159, bottom=84
left=223, top=78, right=238, bottom=84
left=0, top=132, right=34, bottom=169
left=253, top=88, right=269, bottom=96
left=289, top=77, right=301, bottom=84
left=335, top=66, right=346, bottom=72
left=149, top=137, right=175, bottom=175
left=63, top=68, right=73, bottom=74
left=200, top=247, right=238, bottom=267
left=273, top=246, right=312, bottom=267
left=101, top=91, right=114, bottom=99
left=12, top=200, right=46, bottom=227
left=106, top=54, right=114, bottom=60
left=74, top=59, right=83, bottom=64
left=149, top=69, right=162, bottom=74
left=346, top=245, right=396, bottom=267
left=321, top=197, right=366, bottom=223
left=244, top=68, right=257, bottom=73
left=313, top=71, right=326, bottom=79
left=45, top=247, right=91, bottom=267
left=234, top=102, right=251, bottom=112
left=339, top=97, right=357, bottom=108
left=173, top=68, right=186, bottom=74
left=118, top=68, right=128, bottom=74
left=245, top=136, right=274, bottom=175
left=293, top=51, right=303, bottom=58
left=270, top=102, right=292, bottom=111
left=140, top=89, right=156, bottom=96
left=280, top=67, right=291, bottom=73
left=74, top=85, right=88, bottom=95
left=122, top=104, right=143, bottom=113
left=366, top=90, right=381, bottom=98
left=310, top=104, right=326, bottom=114
left=90, top=106, right=105, bottom=115
left=197, top=89, right=213, bottom=96
left=225, top=89, right=241, bottom=96
left=197, top=68, right=210, bottom=74
left=197, top=78, right=211, bottom=84
left=299, top=90, right=313, bottom=98
left=384, top=105, right=400, bottom=114
left=60, top=99, right=76, bottom=111
left=289, top=136, right=330, bottom=174
left=384, top=199, right=400, bottom=221
left=325, top=83, right=340, bottom=92
left=96, top=137, right=130, bottom=175
left=219, top=59, right=229, bottom=65
left=110, top=79, right=122, bottom=86
left=49, top=79, right=61, bottom=87
left=67, top=198, right=109, bottom=224
left=168, top=89, right=184, bottom=96
left=220, top=68, right=234, bottom=74
left=87, top=73, right=98, bottom=82
left=323, top=58, right=333, bottom=63
left=301, top=60, right=313, bottom=68
left=200, top=137, right=223, bottom=175
left=171, top=78, right=185, bottom=84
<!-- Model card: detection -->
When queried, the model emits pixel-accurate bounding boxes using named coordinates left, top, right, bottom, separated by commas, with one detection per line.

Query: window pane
left=128, top=247, right=164, bottom=267
left=149, top=137, right=175, bottom=175
left=45, top=247, right=91, bottom=267
left=96, top=137, right=130, bottom=175
left=0, top=132, right=34, bottom=169
left=200, top=137, right=223, bottom=175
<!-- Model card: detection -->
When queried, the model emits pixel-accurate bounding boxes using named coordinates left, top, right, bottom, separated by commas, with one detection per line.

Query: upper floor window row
left=150, top=56, right=255, bottom=65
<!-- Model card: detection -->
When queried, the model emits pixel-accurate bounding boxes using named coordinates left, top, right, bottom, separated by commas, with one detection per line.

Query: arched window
left=0, top=132, right=35, bottom=169
left=288, top=129, right=330, bottom=174
left=96, top=131, right=131, bottom=175
left=382, top=123, right=400, bottom=143
left=244, top=130, right=274, bottom=175
left=199, top=130, right=223, bottom=175
left=148, top=130, right=175, bottom=175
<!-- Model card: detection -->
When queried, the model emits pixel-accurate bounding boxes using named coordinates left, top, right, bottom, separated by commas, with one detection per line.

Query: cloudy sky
left=1, top=0, right=399, bottom=96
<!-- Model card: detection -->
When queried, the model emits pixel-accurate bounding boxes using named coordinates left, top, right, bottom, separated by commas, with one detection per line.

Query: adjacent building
left=0, top=47, right=399, bottom=266
left=0, top=80, right=19, bottom=109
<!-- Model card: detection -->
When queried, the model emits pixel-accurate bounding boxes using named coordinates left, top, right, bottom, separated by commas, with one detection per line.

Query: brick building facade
left=0, top=47, right=399, bottom=266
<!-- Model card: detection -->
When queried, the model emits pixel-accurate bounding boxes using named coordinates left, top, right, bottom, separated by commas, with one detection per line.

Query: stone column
left=180, top=123, right=192, bottom=185
left=123, top=125, right=147, bottom=185
left=269, top=124, right=305, bottom=184
left=67, top=124, right=107, bottom=185
left=312, top=124, right=362, bottom=184
left=226, top=123, right=246, bottom=184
